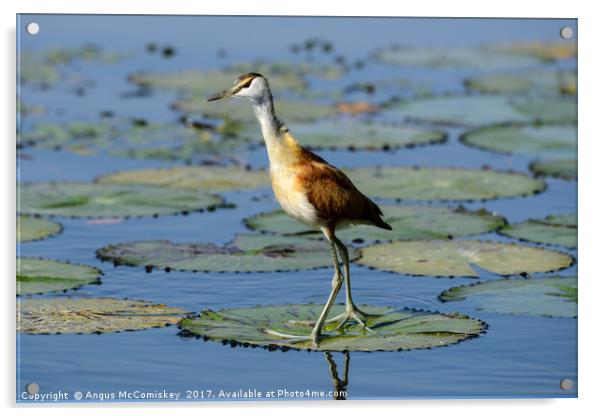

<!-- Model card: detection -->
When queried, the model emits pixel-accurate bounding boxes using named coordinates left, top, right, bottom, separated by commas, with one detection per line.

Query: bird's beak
left=206, top=88, right=233, bottom=102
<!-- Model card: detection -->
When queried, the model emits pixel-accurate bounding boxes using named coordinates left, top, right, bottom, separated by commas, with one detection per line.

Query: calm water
left=16, top=15, right=577, bottom=401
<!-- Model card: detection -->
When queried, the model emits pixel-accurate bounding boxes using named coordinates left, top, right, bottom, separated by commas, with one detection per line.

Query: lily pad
left=530, top=159, right=577, bottom=180
left=245, top=205, right=505, bottom=242
left=499, top=219, right=577, bottom=248
left=18, top=297, right=190, bottom=334
left=345, top=166, right=545, bottom=201
left=178, top=304, right=486, bottom=352
left=129, top=68, right=306, bottom=95
left=17, top=215, right=62, bottom=242
left=20, top=118, right=257, bottom=163
left=357, top=240, right=573, bottom=277
left=537, top=213, right=576, bottom=228
left=380, top=95, right=576, bottom=127
left=172, top=96, right=339, bottom=123
left=373, top=45, right=541, bottom=70
left=97, top=234, right=357, bottom=273
left=19, top=182, right=224, bottom=218
left=289, top=121, right=446, bottom=150
left=460, top=123, right=576, bottom=159
left=439, top=276, right=577, bottom=318
left=465, top=69, right=576, bottom=95
left=483, top=41, right=577, bottom=61
left=17, top=257, right=101, bottom=296
left=229, top=60, right=345, bottom=81
left=96, top=166, right=269, bottom=191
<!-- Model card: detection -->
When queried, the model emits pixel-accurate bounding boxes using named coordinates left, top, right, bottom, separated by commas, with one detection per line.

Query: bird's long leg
left=323, top=236, right=374, bottom=331
left=265, top=232, right=343, bottom=346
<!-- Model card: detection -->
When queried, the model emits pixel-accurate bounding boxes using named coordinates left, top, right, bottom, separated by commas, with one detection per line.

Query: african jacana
left=207, top=73, right=391, bottom=346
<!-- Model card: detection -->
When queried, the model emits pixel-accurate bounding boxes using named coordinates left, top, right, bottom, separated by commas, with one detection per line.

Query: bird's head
left=206, top=72, right=270, bottom=103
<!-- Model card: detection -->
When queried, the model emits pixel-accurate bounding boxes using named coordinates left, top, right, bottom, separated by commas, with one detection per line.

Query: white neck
left=252, top=96, right=282, bottom=158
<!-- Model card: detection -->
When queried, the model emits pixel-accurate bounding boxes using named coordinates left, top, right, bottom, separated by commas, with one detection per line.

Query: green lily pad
left=245, top=205, right=505, bottom=242
left=96, top=166, right=269, bottom=191
left=537, top=213, right=576, bottom=228
left=129, top=68, right=306, bottom=95
left=17, top=257, right=101, bottom=296
left=97, top=234, right=357, bottom=273
left=439, top=276, right=577, bottom=318
left=172, top=96, right=339, bottom=123
left=357, top=240, right=573, bottom=277
left=460, top=123, right=576, bottom=159
left=530, top=159, right=577, bottom=180
left=499, top=219, right=577, bottom=248
left=229, top=60, right=345, bottom=81
left=373, top=45, right=541, bottom=70
left=20, top=118, right=257, bottom=163
left=465, top=69, right=576, bottom=95
left=380, top=95, right=576, bottom=127
left=178, top=304, right=486, bottom=352
left=18, top=297, right=190, bottom=334
left=345, top=166, right=545, bottom=201
left=19, top=182, right=224, bottom=218
left=289, top=121, right=446, bottom=150
left=17, top=215, right=62, bottom=242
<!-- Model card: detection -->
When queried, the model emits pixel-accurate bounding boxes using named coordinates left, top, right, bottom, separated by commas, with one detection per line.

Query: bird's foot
left=287, top=305, right=375, bottom=333
left=263, top=328, right=321, bottom=347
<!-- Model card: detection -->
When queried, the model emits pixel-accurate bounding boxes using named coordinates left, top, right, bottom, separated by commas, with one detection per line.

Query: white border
left=3, top=1, right=600, bottom=415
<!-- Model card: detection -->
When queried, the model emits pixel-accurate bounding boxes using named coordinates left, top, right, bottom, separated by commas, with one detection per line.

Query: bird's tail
left=372, top=216, right=393, bottom=230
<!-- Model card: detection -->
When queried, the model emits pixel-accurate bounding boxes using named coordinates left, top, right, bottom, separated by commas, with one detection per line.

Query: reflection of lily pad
left=289, top=121, right=446, bottom=150
left=17, top=257, right=101, bottom=296
left=18, top=297, right=190, bottom=334
left=373, top=45, right=540, bottom=70
left=439, top=276, right=577, bottom=318
left=97, top=234, right=356, bottom=273
left=380, top=95, right=576, bottom=127
left=346, top=166, right=545, bottom=201
left=499, top=219, right=577, bottom=248
left=530, top=159, right=577, bottom=180
left=178, top=304, right=486, bottom=352
left=245, top=205, right=505, bottom=242
left=461, top=123, right=576, bottom=158
left=465, top=70, right=576, bottom=95
left=19, top=182, right=224, bottom=218
left=17, top=215, right=62, bottom=242
left=173, top=97, right=339, bottom=122
left=357, top=240, right=573, bottom=277
left=96, top=166, right=269, bottom=191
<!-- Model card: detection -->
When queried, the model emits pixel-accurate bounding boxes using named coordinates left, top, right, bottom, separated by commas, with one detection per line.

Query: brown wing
left=296, top=147, right=391, bottom=230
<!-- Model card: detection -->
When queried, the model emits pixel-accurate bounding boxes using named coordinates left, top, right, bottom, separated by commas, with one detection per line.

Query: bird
left=207, top=72, right=392, bottom=346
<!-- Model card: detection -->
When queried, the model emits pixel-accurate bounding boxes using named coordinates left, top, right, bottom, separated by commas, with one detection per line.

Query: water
left=16, top=15, right=577, bottom=401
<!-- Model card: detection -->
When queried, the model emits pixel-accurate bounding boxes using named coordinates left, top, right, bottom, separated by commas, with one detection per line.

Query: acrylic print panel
left=16, top=14, right=577, bottom=402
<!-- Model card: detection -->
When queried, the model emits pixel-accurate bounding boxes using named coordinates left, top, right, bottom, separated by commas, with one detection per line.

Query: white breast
left=269, top=164, right=320, bottom=228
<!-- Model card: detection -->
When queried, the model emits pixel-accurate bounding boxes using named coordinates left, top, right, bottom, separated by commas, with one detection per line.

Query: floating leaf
left=245, top=205, right=505, bottom=242
left=439, top=276, right=577, bottom=318
left=357, top=240, right=573, bottom=277
left=173, top=96, right=339, bottom=122
left=289, top=121, right=446, bottom=150
left=18, top=297, right=190, bottom=334
left=530, top=159, right=577, bottom=180
left=96, top=166, right=269, bottom=191
left=465, top=69, right=576, bottom=95
left=229, top=61, right=345, bottom=81
left=499, top=219, right=577, bottom=248
left=19, top=182, right=224, bottom=218
left=380, top=95, right=576, bottom=127
left=345, top=166, right=545, bottom=201
left=461, top=123, right=576, bottom=159
left=97, top=234, right=356, bottom=273
left=17, top=215, right=62, bottom=242
left=373, top=45, right=541, bottom=70
left=483, top=41, right=576, bottom=61
left=538, top=213, right=576, bottom=228
left=178, top=304, right=486, bottom=352
left=17, top=257, right=101, bottom=296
